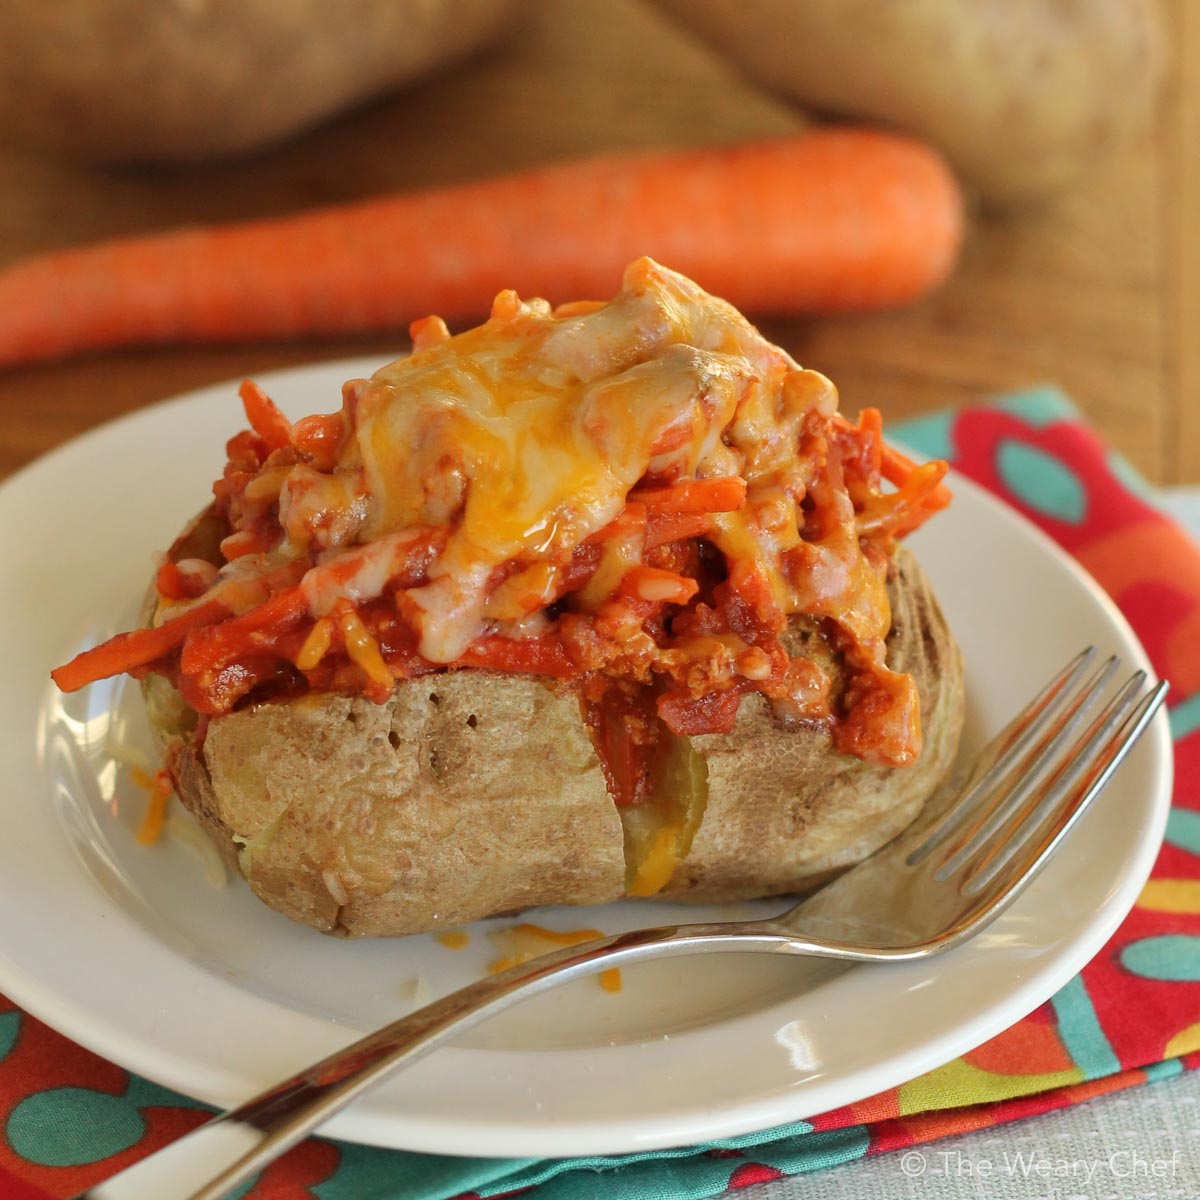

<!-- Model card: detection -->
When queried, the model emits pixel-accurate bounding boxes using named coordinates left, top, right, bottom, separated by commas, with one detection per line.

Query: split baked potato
left=147, top=542, right=961, bottom=935
left=56, top=258, right=964, bottom=937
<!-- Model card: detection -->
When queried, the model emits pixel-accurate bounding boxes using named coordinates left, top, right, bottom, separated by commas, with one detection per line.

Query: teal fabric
left=302, top=1122, right=861, bottom=1200
left=6, top=1090, right=145, bottom=1168
left=0, top=1011, right=18, bottom=1063
left=1050, top=977, right=1121, bottom=1079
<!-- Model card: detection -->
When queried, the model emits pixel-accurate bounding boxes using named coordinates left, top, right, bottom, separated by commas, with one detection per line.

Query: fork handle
left=76, top=922, right=815, bottom=1200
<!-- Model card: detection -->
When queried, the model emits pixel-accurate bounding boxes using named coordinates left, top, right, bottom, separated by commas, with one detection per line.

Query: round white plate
left=0, top=359, right=1172, bottom=1158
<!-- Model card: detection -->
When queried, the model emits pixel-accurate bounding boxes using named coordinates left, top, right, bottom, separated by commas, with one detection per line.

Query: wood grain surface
left=1171, top=0, right=1200, bottom=483
left=0, top=0, right=1194, bottom=484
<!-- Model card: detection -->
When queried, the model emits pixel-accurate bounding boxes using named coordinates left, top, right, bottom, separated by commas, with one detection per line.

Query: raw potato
left=0, top=0, right=522, bottom=164
left=648, top=0, right=1165, bottom=207
left=151, top=545, right=964, bottom=937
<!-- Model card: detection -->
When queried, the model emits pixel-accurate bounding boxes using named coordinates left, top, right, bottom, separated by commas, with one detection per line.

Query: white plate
left=0, top=359, right=1173, bottom=1158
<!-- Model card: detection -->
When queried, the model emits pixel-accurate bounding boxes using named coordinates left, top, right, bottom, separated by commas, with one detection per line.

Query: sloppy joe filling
left=53, top=258, right=950, bottom=890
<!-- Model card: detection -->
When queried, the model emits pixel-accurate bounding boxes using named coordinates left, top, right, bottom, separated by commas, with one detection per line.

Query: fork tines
left=909, top=647, right=1168, bottom=897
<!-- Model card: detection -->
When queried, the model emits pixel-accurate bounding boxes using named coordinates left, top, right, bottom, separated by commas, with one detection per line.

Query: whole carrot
left=0, top=129, right=963, bottom=367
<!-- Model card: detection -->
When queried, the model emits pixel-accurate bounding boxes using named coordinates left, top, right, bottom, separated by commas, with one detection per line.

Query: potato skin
left=648, top=0, right=1165, bottom=207
left=152, top=545, right=962, bottom=936
left=664, top=545, right=962, bottom=901
left=0, top=0, right=521, bottom=164
left=164, top=673, right=627, bottom=935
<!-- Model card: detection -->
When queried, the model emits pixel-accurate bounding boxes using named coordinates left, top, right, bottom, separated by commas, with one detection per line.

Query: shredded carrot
left=880, top=440, right=952, bottom=510
left=629, top=477, right=747, bottom=516
left=454, top=635, right=575, bottom=678
left=644, top=511, right=715, bottom=549
left=852, top=407, right=885, bottom=481
left=0, top=130, right=962, bottom=367
left=834, top=411, right=953, bottom=525
left=857, top=459, right=952, bottom=539
left=51, top=599, right=228, bottom=693
left=880, top=440, right=918, bottom=487
left=179, top=587, right=308, bottom=676
left=238, top=379, right=292, bottom=452
left=133, top=768, right=173, bottom=846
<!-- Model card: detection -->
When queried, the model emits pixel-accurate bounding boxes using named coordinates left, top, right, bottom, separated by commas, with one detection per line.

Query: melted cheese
left=261, top=257, right=860, bottom=665
left=626, top=826, right=682, bottom=897
left=487, top=924, right=622, bottom=993
left=262, top=259, right=796, bottom=660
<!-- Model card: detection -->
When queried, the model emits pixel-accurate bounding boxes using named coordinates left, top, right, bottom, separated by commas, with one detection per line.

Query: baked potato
left=55, top=258, right=963, bottom=937
left=147, top=542, right=961, bottom=935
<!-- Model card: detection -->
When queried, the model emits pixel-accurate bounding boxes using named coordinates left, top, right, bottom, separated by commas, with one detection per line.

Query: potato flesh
left=621, top=729, right=709, bottom=896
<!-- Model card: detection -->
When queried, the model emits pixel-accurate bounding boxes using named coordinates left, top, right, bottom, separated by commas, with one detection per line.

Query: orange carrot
left=857, top=459, right=952, bottom=539
left=880, top=439, right=953, bottom=516
left=132, top=768, right=173, bottom=846
left=629, top=477, right=747, bottom=515
left=453, top=635, right=576, bottom=678
left=51, top=599, right=228, bottom=693
left=179, top=586, right=309, bottom=675
left=644, top=511, right=715, bottom=549
left=239, top=379, right=292, bottom=452
left=0, top=130, right=963, bottom=367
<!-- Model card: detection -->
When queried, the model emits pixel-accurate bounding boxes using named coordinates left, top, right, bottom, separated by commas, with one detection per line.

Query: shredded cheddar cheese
left=295, top=617, right=333, bottom=670
left=337, top=607, right=393, bottom=691
left=488, top=924, right=622, bottom=994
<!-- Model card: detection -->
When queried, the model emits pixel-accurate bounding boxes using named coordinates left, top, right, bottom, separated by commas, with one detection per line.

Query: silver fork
left=78, top=647, right=1167, bottom=1200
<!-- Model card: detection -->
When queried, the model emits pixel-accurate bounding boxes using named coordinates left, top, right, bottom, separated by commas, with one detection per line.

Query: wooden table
left=1, top=0, right=1196, bottom=485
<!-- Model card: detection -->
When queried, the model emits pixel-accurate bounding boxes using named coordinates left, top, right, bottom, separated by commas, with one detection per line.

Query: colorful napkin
left=2, top=387, right=1197, bottom=1200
